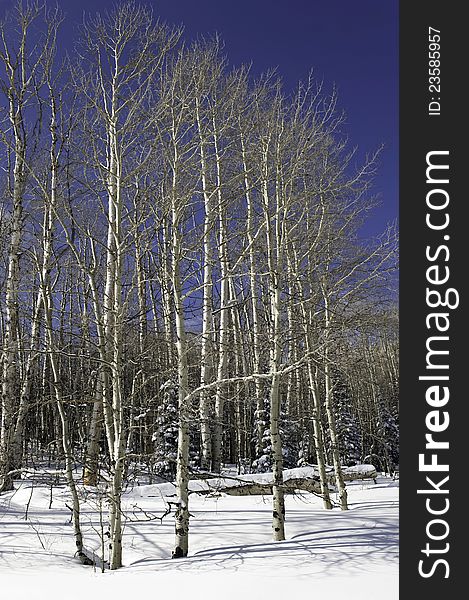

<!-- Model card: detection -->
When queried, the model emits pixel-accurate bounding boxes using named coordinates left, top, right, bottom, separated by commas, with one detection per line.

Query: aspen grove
left=0, top=2, right=398, bottom=569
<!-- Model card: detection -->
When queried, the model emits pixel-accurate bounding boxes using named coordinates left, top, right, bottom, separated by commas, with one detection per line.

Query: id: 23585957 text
left=428, top=26, right=441, bottom=116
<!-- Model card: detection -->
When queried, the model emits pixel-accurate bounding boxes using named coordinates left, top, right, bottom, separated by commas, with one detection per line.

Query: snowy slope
left=0, top=476, right=398, bottom=599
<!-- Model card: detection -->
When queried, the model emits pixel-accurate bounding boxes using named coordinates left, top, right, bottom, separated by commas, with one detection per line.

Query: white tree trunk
left=196, top=98, right=214, bottom=471
left=106, top=115, right=126, bottom=570
left=41, top=90, right=90, bottom=564
left=43, top=286, right=89, bottom=564
left=171, top=209, right=190, bottom=559
left=241, top=133, right=263, bottom=456
left=78, top=251, right=112, bottom=488
left=269, top=281, right=285, bottom=541
left=160, top=221, right=174, bottom=363
left=323, top=291, right=348, bottom=511
left=212, top=126, right=229, bottom=473
left=262, top=142, right=286, bottom=541
left=169, top=120, right=191, bottom=557
left=308, top=365, right=333, bottom=509
left=0, top=59, right=26, bottom=494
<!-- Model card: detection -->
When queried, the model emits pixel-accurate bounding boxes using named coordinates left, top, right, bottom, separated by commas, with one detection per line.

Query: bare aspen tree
left=74, top=3, right=179, bottom=568
left=170, top=198, right=190, bottom=558
left=283, top=83, right=336, bottom=506
left=0, top=1, right=59, bottom=492
left=255, top=89, right=287, bottom=541
left=239, top=106, right=264, bottom=458
left=209, top=65, right=249, bottom=473
left=192, top=46, right=220, bottom=472
left=81, top=241, right=108, bottom=487
left=9, top=16, right=91, bottom=555
left=156, top=220, right=175, bottom=362
left=211, top=117, right=231, bottom=475
left=321, top=281, right=348, bottom=510
left=289, top=245, right=332, bottom=509
left=39, top=72, right=91, bottom=563
left=316, top=145, right=396, bottom=510
left=155, top=48, right=198, bottom=558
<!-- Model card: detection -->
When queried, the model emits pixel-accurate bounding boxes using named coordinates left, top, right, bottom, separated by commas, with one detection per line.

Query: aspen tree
left=75, top=3, right=179, bottom=568
left=209, top=65, right=249, bottom=473
left=192, top=47, right=220, bottom=472
left=155, top=48, right=198, bottom=558
left=240, top=109, right=264, bottom=458
left=0, top=1, right=59, bottom=492
left=256, top=90, right=287, bottom=540
left=316, top=153, right=395, bottom=510
left=211, top=119, right=231, bottom=474
left=39, top=74, right=90, bottom=563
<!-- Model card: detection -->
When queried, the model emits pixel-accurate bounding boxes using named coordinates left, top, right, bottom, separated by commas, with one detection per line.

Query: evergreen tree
left=152, top=377, right=179, bottom=480
left=252, top=398, right=272, bottom=472
left=281, top=411, right=302, bottom=469
left=330, top=378, right=361, bottom=466
left=376, top=396, right=399, bottom=471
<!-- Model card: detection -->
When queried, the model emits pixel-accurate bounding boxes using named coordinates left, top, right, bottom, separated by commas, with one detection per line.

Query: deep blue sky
left=1, top=0, right=398, bottom=236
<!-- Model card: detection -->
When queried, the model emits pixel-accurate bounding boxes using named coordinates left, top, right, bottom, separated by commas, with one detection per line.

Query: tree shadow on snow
left=128, top=508, right=398, bottom=576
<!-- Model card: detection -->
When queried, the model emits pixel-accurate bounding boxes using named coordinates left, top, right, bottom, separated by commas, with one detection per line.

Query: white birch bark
left=288, top=245, right=332, bottom=510
left=228, top=277, right=250, bottom=470
left=160, top=221, right=174, bottom=363
left=76, top=242, right=112, bottom=487
left=240, top=133, right=263, bottom=457
left=40, top=84, right=90, bottom=564
left=170, top=139, right=190, bottom=558
left=43, top=263, right=89, bottom=564
left=261, top=138, right=285, bottom=541
left=308, top=365, right=333, bottom=509
left=211, top=122, right=229, bottom=474
left=195, top=96, right=214, bottom=472
left=106, top=110, right=126, bottom=570
left=0, top=15, right=29, bottom=491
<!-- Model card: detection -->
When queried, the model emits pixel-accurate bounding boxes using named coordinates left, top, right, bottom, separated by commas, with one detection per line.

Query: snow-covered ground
left=0, top=475, right=398, bottom=599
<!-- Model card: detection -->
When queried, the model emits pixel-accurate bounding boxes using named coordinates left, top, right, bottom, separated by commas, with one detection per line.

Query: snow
left=0, top=475, right=398, bottom=599
left=132, top=464, right=376, bottom=498
left=342, top=463, right=378, bottom=475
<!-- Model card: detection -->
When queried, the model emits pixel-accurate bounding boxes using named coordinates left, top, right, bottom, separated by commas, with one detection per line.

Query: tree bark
left=196, top=96, right=214, bottom=472
left=322, top=289, right=348, bottom=511
left=211, top=123, right=229, bottom=474
left=240, top=132, right=264, bottom=457
left=0, top=26, right=27, bottom=493
left=171, top=197, right=190, bottom=559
